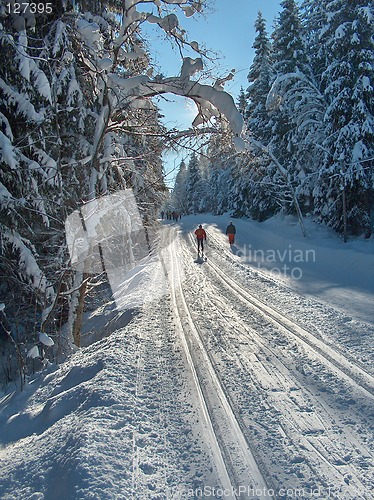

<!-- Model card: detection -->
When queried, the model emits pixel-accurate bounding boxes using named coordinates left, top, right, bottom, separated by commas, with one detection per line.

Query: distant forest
left=172, top=0, right=373, bottom=240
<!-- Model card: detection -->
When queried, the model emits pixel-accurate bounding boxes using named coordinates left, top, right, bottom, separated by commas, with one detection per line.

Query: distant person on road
left=194, top=224, right=207, bottom=253
left=225, top=221, right=236, bottom=245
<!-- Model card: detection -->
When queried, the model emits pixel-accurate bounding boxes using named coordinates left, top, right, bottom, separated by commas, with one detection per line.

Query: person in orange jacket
left=194, top=224, right=207, bottom=253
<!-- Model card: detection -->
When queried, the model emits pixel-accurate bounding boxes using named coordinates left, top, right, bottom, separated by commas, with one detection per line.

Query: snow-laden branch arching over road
left=77, top=0, right=245, bottom=152
left=109, top=75, right=245, bottom=141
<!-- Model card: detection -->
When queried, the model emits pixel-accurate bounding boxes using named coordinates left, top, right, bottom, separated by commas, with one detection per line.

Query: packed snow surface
left=0, top=214, right=373, bottom=499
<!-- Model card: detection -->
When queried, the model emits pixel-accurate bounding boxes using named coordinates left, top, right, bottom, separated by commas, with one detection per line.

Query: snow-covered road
left=0, top=215, right=373, bottom=499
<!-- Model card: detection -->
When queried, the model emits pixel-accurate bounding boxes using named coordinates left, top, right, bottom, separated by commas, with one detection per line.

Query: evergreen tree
left=316, top=0, right=374, bottom=237
left=0, top=3, right=166, bottom=350
left=240, top=11, right=279, bottom=221
left=246, top=11, right=273, bottom=144
left=270, top=0, right=309, bottom=164
left=267, top=0, right=317, bottom=216
left=300, top=0, right=330, bottom=84
left=195, top=153, right=211, bottom=213
left=0, top=8, right=64, bottom=346
left=203, top=0, right=373, bottom=238
left=272, top=0, right=309, bottom=76
left=185, top=153, right=201, bottom=213
left=172, top=160, right=188, bottom=214
left=205, top=123, right=244, bottom=216
left=2, top=0, right=244, bottom=371
left=236, top=87, right=248, bottom=118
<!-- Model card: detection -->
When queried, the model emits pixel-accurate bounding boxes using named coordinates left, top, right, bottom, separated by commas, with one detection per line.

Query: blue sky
left=145, top=0, right=284, bottom=186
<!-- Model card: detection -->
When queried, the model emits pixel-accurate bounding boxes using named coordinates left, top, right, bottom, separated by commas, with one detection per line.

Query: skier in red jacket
left=194, top=224, right=207, bottom=253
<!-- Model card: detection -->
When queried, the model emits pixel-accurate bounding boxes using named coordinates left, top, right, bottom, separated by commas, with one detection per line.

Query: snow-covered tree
left=185, top=153, right=201, bottom=213
left=238, top=11, right=279, bottom=221
left=300, top=0, right=330, bottom=84
left=264, top=0, right=322, bottom=220
left=316, top=0, right=374, bottom=237
left=203, top=0, right=373, bottom=239
left=172, top=159, right=188, bottom=213
left=236, top=87, right=248, bottom=118
left=0, top=10, right=62, bottom=349
left=172, top=153, right=210, bottom=214
left=272, top=0, right=309, bottom=77
left=246, top=11, right=273, bottom=144
left=202, top=125, right=239, bottom=216
left=0, top=0, right=245, bottom=378
left=270, top=0, right=310, bottom=161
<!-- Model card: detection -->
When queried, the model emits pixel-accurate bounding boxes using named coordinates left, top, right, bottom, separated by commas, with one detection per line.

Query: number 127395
left=6, top=2, right=53, bottom=14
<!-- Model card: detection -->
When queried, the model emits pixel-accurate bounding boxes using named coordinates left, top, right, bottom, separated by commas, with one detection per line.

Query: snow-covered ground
left=0, top=214, right=373, bottom=499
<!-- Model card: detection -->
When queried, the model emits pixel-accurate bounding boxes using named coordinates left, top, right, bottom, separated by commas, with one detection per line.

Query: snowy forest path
left=168, top=221, right=374, bottom=499
left=163, top=225, right=272, bottom=499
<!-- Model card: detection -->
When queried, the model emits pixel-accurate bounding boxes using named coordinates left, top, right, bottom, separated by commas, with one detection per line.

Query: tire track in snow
left=166, top=227, right=273, bottom=499
left=200, top=289, right=373, bottom=497
left=207, top=234, right=374, bottom=378
left=206, top=254, right=374, bottom=400
left=184, top=231, right=373, bottom=497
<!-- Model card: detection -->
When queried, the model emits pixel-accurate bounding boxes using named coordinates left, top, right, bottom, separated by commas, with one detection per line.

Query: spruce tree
left=185, top=153, right=201, bottom=213
left=246, top=11, right=273, bottom=144
left=236, top=87, right=248, bottom=118
left=272, top=0, right=309, bottom=76
left=172, top=160, right=188, bottom=214
left=316, top=0, right=374, bottom=237
left=241, top=11, right=280, bottom=221
left=300, top=0, right=330, bottom=84
left=271, top=0, right=309, bottom=162
left=267, top=0, right=316, bottom=216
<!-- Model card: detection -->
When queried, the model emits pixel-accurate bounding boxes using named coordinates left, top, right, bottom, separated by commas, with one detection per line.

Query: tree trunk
left=72, top=272, right=89, bottom=347
left=342, top=187, right=348, bottom=243
left=1, top=315, right=25, bottom=390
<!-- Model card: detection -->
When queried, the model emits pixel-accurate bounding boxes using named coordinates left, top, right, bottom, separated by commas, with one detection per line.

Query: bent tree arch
left=68, top=0, right=245, bottom=343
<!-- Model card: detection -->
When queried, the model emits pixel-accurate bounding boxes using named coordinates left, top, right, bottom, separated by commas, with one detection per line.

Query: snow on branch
left=0, top=181, right=14, bottom=203
left=180, top=57, right=204, bottom=81
left=106, top=62, right=244, bottom=147
left=147, top=13, right=179, bottom=32
left=0, top=131, right=17, bottom=169
left=114, top=0, right=202, bottom=49
left=15, top=30, right=52, bottom=103
left=109, top=71, right=243, bottom=141
left=76, top=19, right=101, bottom=49
left=267, top=72, right=323, bottom=112
left=3, top=229, right=54, bottom=300
left=266, top=72, right=325, bottom=136
left=147, top=79, right=244, bottom=138
left=266, top=72, right=304, bottom=111
left=0, top=78, right=45, bottom=123
left=73, top=2, right=243, bottom=147
left=214, top=70, right=235, bottom=91
left=108, top=74, right=151, bottom=94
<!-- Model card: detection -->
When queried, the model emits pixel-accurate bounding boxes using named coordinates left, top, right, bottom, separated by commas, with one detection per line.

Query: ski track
left=0, top=254, right=224, bottom=499
left=205, top=230, right=374, bottom=376
left=177, top=226, right=373, bottom=499
left=165, top=226, right=273, bottom=499
left=0, top=221, right=373, bottom=500
left=204, top=241, right=374, bottom=399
